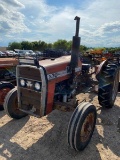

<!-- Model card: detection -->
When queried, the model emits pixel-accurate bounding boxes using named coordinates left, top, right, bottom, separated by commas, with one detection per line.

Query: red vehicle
left=4, top=17, right=119, bottom=151
left=0, top=58, right=18, bottom=110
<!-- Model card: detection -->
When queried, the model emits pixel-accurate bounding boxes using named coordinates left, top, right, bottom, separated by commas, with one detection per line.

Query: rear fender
left=0, top=81, right=14, bottom=88
left=96, top=60, right=108, bottom=80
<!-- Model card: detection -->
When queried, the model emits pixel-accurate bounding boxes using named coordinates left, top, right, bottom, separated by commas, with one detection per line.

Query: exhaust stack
left=70, top=16, right=81, bottom=72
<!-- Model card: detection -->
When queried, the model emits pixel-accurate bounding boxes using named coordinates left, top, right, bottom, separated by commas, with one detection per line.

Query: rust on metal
left=0, top=58, right=18, bottom=67
left=80, top=112, right=95, bottom=142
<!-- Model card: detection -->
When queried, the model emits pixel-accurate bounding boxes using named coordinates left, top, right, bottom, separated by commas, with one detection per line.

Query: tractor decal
left=47, top=66, right=81, bottom=80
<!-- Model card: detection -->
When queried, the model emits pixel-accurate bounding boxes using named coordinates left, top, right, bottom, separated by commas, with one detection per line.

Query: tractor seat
left=82, top=63, right=91, bottom=69
left=82, top=63, right=91, bottom=73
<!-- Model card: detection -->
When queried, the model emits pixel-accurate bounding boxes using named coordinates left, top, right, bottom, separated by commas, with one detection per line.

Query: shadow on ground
left=0, top=96, right=120, bottom=160
left=0, top=110, right=101, bottom=160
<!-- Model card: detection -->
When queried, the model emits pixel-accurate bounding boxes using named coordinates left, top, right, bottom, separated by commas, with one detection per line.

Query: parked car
left=14, top=49, right=36, bottom=57
left=14, top=50, right=26, bottom=57
left=3, top=50, right=16, bottom=57
left=7, top=51, right=14, bottom=56
left=3, top=51, right=10, bottom=56
left=35, top=51, right=43, bottom=56
left=25, top=50, right=36, bottom=57
left=0, top=51, right=6, bottom=57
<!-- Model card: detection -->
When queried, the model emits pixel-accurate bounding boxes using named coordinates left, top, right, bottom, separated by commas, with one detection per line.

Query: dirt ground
left=0, top=92, right=120, bottom=160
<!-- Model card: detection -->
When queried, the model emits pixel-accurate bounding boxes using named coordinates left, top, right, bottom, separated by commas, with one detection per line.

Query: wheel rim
left=0, top=88, right=11, bottom=105
left=80, top=112, right=95, bottom=143
left=112, top=71, right=119, bottom=101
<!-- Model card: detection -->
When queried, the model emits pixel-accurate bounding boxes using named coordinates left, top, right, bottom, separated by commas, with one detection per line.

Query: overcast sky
left=0, top=0, right=120, bottom=47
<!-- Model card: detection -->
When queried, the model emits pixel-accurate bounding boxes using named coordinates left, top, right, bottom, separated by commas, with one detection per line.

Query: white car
left=0, top=51, right=6, bottom=57
left=25, top=50, right=36, bottom=57
left=14, top=50, right=26, bottom=57
left=7, top=51, right=15, bottom=56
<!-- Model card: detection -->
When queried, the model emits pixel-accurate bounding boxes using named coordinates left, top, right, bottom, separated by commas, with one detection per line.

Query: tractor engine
left=54, top=79, right=76, bottom=102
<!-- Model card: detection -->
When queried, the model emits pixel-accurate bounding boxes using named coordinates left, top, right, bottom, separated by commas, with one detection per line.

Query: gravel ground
left=0, top=92, right=120, bottom=160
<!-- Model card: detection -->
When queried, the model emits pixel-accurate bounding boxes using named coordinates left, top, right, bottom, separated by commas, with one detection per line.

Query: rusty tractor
left=0, top=58, right=18, bottom=110
left=3, top=17, right=119, bottom=151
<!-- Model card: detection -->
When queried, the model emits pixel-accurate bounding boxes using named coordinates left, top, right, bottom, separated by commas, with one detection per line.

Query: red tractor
left=0, top=58, right=18, bottom=110
left=3, top=17, right=119, bottom=151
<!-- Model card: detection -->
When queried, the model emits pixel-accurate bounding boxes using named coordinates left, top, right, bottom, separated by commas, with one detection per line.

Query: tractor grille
left=18, top=67, right=41, bottom=80
left=17, top=66, right=42, bottom=117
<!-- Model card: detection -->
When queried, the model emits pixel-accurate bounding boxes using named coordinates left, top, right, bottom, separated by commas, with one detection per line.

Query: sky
left=0, top=0, right=120, bottom=47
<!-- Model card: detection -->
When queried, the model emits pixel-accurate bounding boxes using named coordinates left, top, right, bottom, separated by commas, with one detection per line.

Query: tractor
left=0, top=58, right=18, bottom=110
left=3, top=17, right=119, bottom=151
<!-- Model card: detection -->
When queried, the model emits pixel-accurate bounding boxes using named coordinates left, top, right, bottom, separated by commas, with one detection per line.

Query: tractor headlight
left=34, top=82, right=41, bottom=91
left=20, top=79, right=26, bottom=87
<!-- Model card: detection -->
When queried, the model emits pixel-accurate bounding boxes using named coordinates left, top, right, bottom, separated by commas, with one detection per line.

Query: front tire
left=4, top=87, right=27, bottom=119
left=98, top=63, right=119, bottom=108
left=67, top=102, right=97, bottom=151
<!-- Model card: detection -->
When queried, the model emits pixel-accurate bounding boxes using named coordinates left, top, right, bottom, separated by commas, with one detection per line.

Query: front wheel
left=4, top=87, right=27, bottom=119
left=67, top=102, right=97, bottom=151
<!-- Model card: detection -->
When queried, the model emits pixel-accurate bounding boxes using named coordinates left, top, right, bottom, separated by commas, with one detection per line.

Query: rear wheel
left=4, top=87, right=27, bottom=119
left=118, top=82, right=120, bottom=92
left=0, top=82, right=14, bottom=111
left=98, top=63, right=119, bottom=108
left=67, top=102, right=97, bottom=151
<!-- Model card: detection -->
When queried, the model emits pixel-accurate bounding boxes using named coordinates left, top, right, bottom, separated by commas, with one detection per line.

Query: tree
left=40, top=41, right=47, bottom=51
left=53, top=39, right=68, bottom=50
left=80, top=45, right=88, bottom=52
left=8, top=40, right=119, bottom=53
left=66, top=41, right=72, bottom=51
left=21, top=41, right=33, bottom=50
left=32, top=41, right=39, bottom=50
left=8, top=42, right=22, bottom=50
left=47, top=43, right=53, bottom=49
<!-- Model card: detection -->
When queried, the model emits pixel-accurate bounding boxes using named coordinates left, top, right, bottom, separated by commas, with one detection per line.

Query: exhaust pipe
left=70, top=16, right=81, bottom=73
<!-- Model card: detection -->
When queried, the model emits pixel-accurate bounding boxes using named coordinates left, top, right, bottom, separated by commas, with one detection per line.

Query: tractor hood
left=39, top=55, right=71, bottom=74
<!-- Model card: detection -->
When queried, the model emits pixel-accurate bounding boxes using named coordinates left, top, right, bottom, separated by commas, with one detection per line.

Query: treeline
left=8, top=40, right=120, bottom=53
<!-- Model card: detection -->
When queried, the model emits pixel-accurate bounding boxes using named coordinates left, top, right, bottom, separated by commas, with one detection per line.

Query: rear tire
left=4, top=87, right=27, bottom=119
left=67, top=102, right=97, bottom=151
left=118, top=82, right=120, bottom=92
left=98, top=63, right=119, bottom=108
left=0, top=82, right=14, bottom=111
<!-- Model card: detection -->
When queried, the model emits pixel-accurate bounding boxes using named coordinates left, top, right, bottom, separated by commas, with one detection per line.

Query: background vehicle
left=14, top=50, right=26, bottom=57
left=0, top=51, right=6, bottom=57
left=25, top=50, right=36, bottom=57
left=14, top=50, right=36, bottom=57
left=0, top=58, right=18, bottom=110
left=35, top=51, right=43, bottom=56
left=3, top=50, right=17, bottom=57
left=4, top=17, right=119, bottom=151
